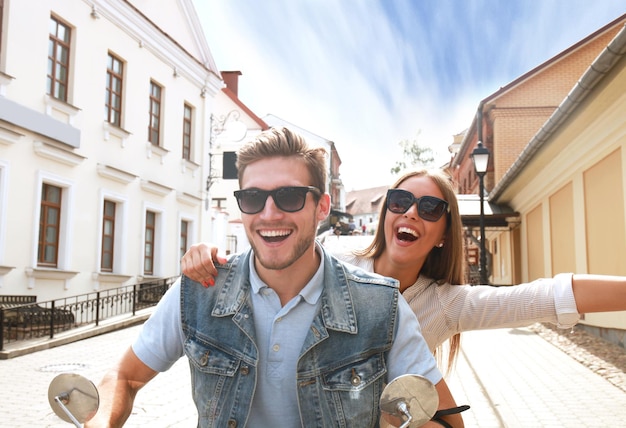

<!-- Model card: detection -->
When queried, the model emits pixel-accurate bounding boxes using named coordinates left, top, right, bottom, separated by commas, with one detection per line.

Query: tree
left=390, top=132, right=435, bottom=174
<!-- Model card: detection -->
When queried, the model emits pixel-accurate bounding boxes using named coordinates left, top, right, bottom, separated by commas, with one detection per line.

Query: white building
left=206, top=71, right=269, bottom=256
left=0, top=0, right=223, bottom=301
left=205, top=73, right=347, bottom=254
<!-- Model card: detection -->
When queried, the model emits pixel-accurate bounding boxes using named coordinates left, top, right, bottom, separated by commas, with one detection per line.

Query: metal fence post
left=0, top=308, right=4, bottom=351
left=95, top=291, right=101, bottom=327
left=49, top=301, right=55, bottom=339
left=132, top=284, right=137, bottom=316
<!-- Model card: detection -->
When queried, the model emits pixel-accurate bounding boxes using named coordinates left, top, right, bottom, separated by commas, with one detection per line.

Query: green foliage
left=390, top=132, right=435, bottom=175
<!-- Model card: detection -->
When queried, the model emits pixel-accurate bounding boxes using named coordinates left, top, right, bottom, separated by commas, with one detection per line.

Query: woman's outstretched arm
left=572, top=274, right=626, bottom=313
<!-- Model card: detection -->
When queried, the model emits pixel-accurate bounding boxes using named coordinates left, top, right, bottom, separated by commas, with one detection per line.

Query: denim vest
left=181, top=247, right=401, bottom=427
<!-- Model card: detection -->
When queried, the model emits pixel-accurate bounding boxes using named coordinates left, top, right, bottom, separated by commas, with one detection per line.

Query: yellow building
left=451, top=15, right=626, bottom=342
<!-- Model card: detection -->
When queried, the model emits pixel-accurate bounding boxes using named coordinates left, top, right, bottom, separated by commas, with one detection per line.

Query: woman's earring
left=436, top=242, right=444, bottom=248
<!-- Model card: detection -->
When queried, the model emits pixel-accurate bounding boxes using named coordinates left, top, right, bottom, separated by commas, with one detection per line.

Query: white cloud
left=195, top=0, right=625, bottom=190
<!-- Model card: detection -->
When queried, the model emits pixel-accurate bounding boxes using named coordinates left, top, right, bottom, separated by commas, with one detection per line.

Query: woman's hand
left=180, top=243, right=227, bottom=287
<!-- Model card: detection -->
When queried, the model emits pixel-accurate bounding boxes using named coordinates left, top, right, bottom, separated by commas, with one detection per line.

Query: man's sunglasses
left=386, top=189, right=449, bottom=222
left=234, top=186, right=321, bottom=214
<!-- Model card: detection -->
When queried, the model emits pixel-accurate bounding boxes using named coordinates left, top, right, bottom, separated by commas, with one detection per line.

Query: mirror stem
left=396, top=401, right=413, bottom=428
left=54, top=395, right=82, bottom=428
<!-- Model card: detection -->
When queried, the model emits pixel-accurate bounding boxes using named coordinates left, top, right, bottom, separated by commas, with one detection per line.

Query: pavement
left=1, top=322, right=625, bottom=427
left=446, top=327, right=626, bottom=427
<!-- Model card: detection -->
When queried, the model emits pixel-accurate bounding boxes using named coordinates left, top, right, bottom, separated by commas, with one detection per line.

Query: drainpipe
left=476, top=101, right=484, bottom=147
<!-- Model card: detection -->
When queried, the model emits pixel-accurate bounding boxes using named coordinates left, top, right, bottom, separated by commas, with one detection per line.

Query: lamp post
left=205, top=110, right=248, bottom=210
left=471, top=141, right=490, bottom=285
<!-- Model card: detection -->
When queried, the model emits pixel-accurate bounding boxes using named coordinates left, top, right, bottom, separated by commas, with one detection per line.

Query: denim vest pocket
left=306, top=353, right=386, bottom=426
left=185, top=336, right=242, bottom=376
left=321, top=352, right=386, bottom=391
left=185, top=336, right=253, bottom=425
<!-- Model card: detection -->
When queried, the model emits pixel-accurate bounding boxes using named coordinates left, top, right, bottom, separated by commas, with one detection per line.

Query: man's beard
left=249, top=225, right=316, bottom=271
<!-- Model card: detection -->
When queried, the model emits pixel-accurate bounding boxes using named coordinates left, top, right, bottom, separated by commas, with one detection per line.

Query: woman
left=182, top=169, right=626, bottom=370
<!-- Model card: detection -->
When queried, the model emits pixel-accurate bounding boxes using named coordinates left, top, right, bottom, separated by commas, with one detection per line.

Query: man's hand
left=85, top=347, right=158, bottom=428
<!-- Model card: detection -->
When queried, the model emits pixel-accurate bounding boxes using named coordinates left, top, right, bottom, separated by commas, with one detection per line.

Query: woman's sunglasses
left=386, top=189, right=449, bottom=222
left=234, top=186, right=321, bottom=214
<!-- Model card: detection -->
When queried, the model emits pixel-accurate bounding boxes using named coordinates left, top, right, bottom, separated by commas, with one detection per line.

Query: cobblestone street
left=1, top=321, right=625, bottom=427
left=530, top=323, right=626, bottom=393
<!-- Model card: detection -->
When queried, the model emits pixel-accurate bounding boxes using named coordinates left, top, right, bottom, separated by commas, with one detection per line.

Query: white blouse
left=339, top=253, right=580, bottom=352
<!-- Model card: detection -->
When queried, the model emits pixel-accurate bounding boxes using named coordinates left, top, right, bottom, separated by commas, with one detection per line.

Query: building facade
left=450, top=14, right=625, bottom=287
left=345, top=185, right=388, bottom=234
left=206, top=71, right=269, bottom=256
left=450, top=15, right=626, bottom=339
left=0, top=0, right=222, bottom=301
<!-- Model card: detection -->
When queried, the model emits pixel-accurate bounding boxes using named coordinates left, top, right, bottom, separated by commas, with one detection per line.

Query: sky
left=193, top=0, right=625, bottom=191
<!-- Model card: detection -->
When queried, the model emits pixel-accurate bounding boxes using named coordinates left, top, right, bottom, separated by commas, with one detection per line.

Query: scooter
left=48, top=372, right=453, bottom=427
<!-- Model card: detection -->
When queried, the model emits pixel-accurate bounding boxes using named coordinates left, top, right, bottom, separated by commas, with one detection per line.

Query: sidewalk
left=447, top=327, right=626, bottom=427
left=0, top=323, right=624, bottom=427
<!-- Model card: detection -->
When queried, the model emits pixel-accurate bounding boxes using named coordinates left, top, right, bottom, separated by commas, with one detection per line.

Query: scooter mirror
left=48, top=373, right=99, bottom=427
left=379, top=374, right=439, bottom=428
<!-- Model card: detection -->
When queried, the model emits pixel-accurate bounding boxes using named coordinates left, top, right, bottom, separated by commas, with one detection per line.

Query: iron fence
left=0, top=276, right=177, bottom=351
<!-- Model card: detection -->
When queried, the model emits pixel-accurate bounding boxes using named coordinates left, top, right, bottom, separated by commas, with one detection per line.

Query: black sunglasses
left=234, top=186, right=321, bottom=214
left=386, top=189, right=449, bottom=222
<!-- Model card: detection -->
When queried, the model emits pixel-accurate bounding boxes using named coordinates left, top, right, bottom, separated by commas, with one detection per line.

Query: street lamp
left=471, top=141, right=490, bottom=285
left=205, top=110, right=248, bottom=210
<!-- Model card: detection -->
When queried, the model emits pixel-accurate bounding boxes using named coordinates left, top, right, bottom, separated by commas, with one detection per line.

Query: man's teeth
left=397, top=227, right=418, bottom=237
left=259, top=230, right=290, bottom=237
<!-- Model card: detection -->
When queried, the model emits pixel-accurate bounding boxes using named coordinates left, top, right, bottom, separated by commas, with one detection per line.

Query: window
left=38, top=183, right=62, bottom=267
left=148, top=81, right=162, bottom=145
left=101, top=200, right=116, bottom=272
left=144, top=211, right=156, bottom=275
left=213, top=198, right=226, bottom=209
left=47, top=16, right=71, bottom=102
left=180, top=220, right=189, bottom=260
left=105, top=53, right=124, bottom=127
left=223, top=151, right=238, bottom=179
left=182, top=103, right=192, bottom=160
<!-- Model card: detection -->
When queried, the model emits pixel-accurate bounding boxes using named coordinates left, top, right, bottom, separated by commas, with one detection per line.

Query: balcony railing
left=0, top=276, right=178, bottom=351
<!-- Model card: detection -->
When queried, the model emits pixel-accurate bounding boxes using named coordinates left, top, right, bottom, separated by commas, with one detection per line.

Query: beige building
left=450, top=16, right=626, bottom=341
left=0, top=0, right=223, bottom=301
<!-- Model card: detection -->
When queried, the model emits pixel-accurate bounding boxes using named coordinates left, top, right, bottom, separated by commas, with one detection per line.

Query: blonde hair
left=356, top=169, right=465, bottom=371
left=236, top=127, right=326, bottom=193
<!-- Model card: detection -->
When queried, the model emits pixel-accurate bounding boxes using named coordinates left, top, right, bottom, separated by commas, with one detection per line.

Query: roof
left=126, top=0, right=221, bottom=77
left=451, top=14, right=626, bottom=168
left=491, top=22, right=626, bottom=201
left=457, top=194, right=519, bottom=228
left=221, top=87, right=269, bottom=130
left=345, top=186, right=389, bottom=216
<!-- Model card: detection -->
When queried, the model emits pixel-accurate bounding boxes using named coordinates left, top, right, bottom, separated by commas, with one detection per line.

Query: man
left=87, top=127, right=463, bottom=427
